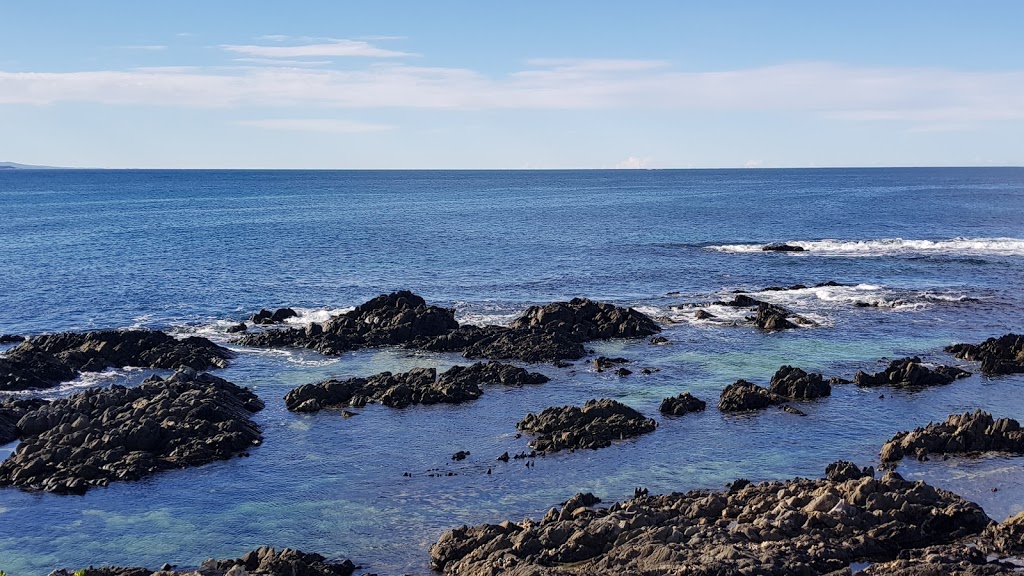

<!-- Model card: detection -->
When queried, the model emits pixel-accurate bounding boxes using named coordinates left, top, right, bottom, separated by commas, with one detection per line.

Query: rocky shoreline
left=429, top=462, right=1014, bottom=575
left=50, top=546, right=356, bottom=576
left=2, top=286, right=1023, bottom=574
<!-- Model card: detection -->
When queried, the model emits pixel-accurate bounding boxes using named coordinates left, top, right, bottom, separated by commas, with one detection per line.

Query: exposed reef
left=285, top=361, right=549, bottom=412
left=0, top=371, right=263, bottom=494
left=516, top=399, right=657, bottom=453
left=0, top=330, right=233, bottom=391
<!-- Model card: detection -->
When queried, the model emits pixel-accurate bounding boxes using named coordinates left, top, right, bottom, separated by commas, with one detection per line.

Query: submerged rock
left=718, top=379, right=785, bottom=412
left=854, top=357, right=970, bottom=388
left=769, top=365, right=832, bottom=400
left=51, top=546, right=356, bottom=576
left=658, top=392, right=707, bottom=416
left=946, top=333, right=1024, bottom=375
left=285, top=361, right=547, bottom=412
left=0, top=372, right=263, bottom=494
left=430, top=462, right=991, bottom=575
left=0, top=330, right=233, bottom=391
left=880, top=410, right=1024, bottom=463
left=517, top=399, right=657, bottom=453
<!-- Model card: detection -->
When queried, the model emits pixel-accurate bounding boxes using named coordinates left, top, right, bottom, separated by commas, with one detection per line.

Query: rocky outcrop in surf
left=0, top=330, right=233, bottom=391
left=236, top=291, right=660, bottom=363
left=718, top=380, right=785, bottom=412
left=250, top=307, right=298, bottom=325
left=854, top=357, right=970, bottom=388
left=658, top=392, right=706, bottom=416
left=769, top=365, right=832, bottom=400
left=0, top=371, right=263, bottom=494
left=516, top=399, right=657, bottom=453
left=946, top=333, right=1024, bottom=375
left=50, top=546, right=356, bottom=576
left=880, top=411, right=1024, bottom=463
left=284, top=361, right=548, bottom=412
left=429, top=463, right=991, bottom=575
left=0, top=397, right=48, bottom=445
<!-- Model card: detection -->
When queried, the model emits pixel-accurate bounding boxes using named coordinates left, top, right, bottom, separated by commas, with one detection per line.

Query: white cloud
left=256, top=35, right=290, bottom=42
left=221, top=39, right=412, bottom=59
left=0, top=60, right=1022, bottom=130
left=232, top=58, right=333, bottom=68
left=615, top=156, right=653, bottom=169
left=237, top=118, right=394, bottom=133
left=743, top=159, right=765, bottom=168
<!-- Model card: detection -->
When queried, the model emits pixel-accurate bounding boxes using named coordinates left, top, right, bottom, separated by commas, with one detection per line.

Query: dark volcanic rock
left=854, top=357, right=971, bottom=388
left=763, top=243, right=806, bottom=252
left=225, top=322, right=248, bottom=334
left=510, top=297, right=661, bottom=341
left=237, top=292, right=660, bottom=364
left=946, top=333, right=1024, bottom=375
left=0, top=330, right=233, bottom=391
left=53, top=546, right=356, bottom=576
left=982, top=511, right=1024, bottom=556
left=858, top=544, right=1015, bottom=575
left=237, top=290, right=460, bottom=355
left=430, top=463, right=991, bottom=575
left=825, top=460, right=874, bottom=482
left=284, top=361, right=547, bottom=412
left=659, top=392, right=707, bottom=416
left=769, top=365, right=832, bottom=400
left=880, top=410, right=1024, bottom=463
left=0, top=397, right=49, bottom=445
left=0, top=372, right=263, bottom=494
left=718, top=379, right=785, bottom=412
left=593, top=356, right=628, bottom=371
left=517, top=399, right=657, bottom=453
left=459, top=327, right=586, bottom=363
left=0, top=334, right=24, bottom=344
left=755, top=302, right=798, bottom=330
left=251, top=307, right=299, bottom=325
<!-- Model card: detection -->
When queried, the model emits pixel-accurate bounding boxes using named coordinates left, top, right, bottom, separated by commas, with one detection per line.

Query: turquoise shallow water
left=1, top=168, right=1023, bottom=574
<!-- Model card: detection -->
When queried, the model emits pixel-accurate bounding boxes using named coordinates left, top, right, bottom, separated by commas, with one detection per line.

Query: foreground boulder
left=0, top=372, right=263, bottom=494
left=517, top=399, right=657, bottom=453
left=238, top=291, right=659, bottom=363
left=51, top=546, right=355, bottom=576
left=946, top=334, right=1024, bottom=375
left=718, top=379, right=785, bottom=412
left=769, top=365, right=832, bottom=400
left=0, top=330, right=233, bottom=391
left=430, top=463, right=991, bottom=575
left=880, top=410, right=1024, bottom=463
left=857, top=544, right=1015, bottom=575
left=285, top=362, right=547, bottom=412
left=658, top=392, right=706, bottom=416
left=854, top=357, right=970, bottom=388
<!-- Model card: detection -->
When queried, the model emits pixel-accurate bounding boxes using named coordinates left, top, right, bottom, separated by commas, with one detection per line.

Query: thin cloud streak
left=221, top=39, right=413, bottom=59
left=0, top=60, right=1022, bottom=127
left=238, top=118, right=395, bottom=133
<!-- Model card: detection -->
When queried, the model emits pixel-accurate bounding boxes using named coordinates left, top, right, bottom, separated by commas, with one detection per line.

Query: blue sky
left=1, top=1, right=1022, bottom=168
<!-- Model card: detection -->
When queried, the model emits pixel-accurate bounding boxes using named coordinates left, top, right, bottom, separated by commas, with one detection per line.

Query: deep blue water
left=1, top=168, right=1023, bottom=574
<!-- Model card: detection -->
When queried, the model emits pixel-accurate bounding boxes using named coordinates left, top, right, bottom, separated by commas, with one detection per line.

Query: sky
left=1, top=1, right=1022, bottom=169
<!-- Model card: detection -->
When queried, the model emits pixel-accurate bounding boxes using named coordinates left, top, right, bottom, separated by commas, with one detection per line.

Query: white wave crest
left=708, top=237, right=1024, bottom=256
left=282, top=306, right=354, bottom=327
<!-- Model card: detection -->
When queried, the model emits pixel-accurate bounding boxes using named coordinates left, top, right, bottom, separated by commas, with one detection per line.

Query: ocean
left=1, top=167, right=1023, bottom=574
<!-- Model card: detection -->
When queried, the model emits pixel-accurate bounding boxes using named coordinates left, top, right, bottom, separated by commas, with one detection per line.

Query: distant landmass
left=0, top=162, right=68, bottom=169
